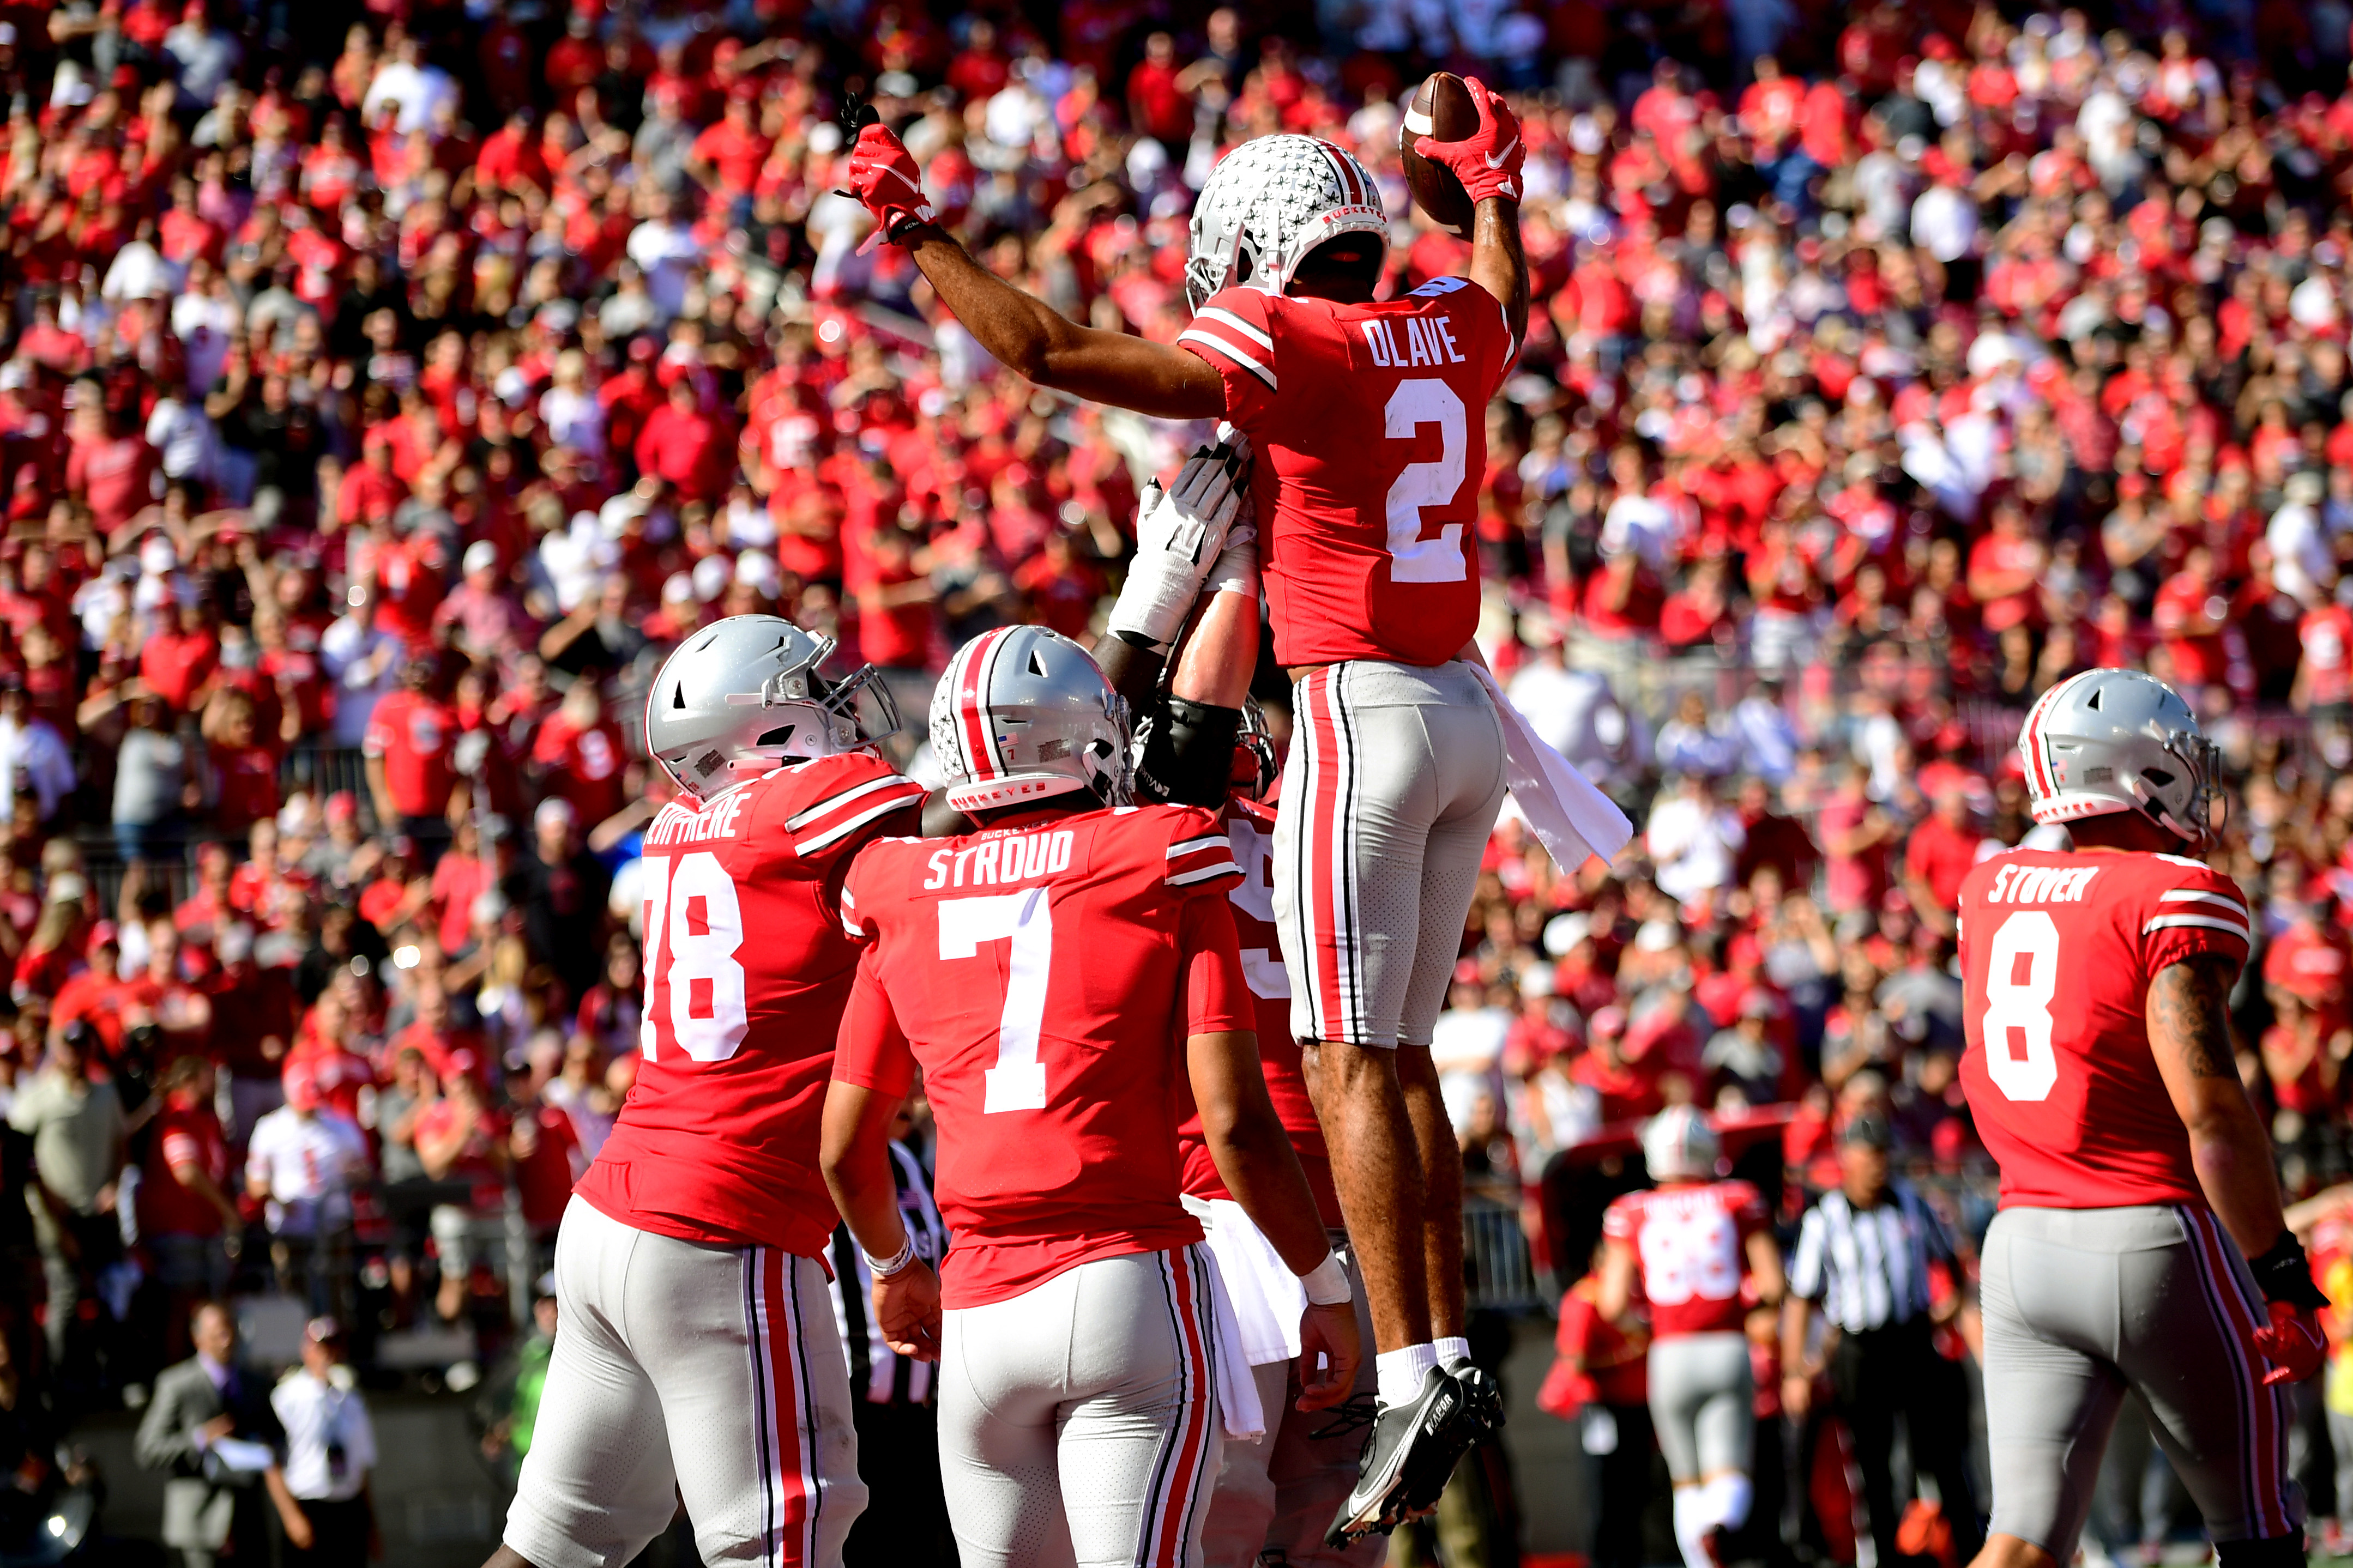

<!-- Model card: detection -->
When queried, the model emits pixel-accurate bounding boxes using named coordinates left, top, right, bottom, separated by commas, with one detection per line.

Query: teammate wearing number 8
left=486, top=616, right=927, bottom=1568
left=1594, top=1107, right=1783, bottom=1568
left=1957, top=668, right=2329, bottom=1568
left=837, top=88, right=1536, bottom=1537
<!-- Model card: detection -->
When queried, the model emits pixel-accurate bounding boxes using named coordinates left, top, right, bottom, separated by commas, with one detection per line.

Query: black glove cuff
left=2250, top=1230, right=2330, bottom=1311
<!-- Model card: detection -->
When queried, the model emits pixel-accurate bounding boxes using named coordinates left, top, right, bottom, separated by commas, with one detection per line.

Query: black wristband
left=1137, top=697, right=1241, bottom=808
left=2249, top=1230, right=2330, bottom=1311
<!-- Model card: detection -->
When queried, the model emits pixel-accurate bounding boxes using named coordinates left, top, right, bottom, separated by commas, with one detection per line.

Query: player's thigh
left=1397, top=668, right=1508, bottom=1049
left=939, top=1273, right=1082, bottom=1568
left=1693, top=1348, right=1757, bottom=1478
left=633, top=1242, right=866, bottom=1567
left=1979, top=1208, right=2134, bottom=1560
left=1646, top=1334, right=1741, bottom=1484
left=1060, top=1248, right=1224, bottom=1568
left=1200, top=1360, right=1289, bottom=1568
left=2117, top=1207, right=2302, bottom=1543
left=503, top=1201, right=683, bottom=1568
left=1275, top=665, right=1453, bottom=1049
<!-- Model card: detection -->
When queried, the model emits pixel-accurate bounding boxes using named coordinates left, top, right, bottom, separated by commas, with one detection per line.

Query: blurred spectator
left=244, top=1062, right=369, bottom=1316
left=135, top=1300, right=283, bottom=1568
left=10, top=1020, right=125, bottom=1369
left=269, top=1317, right=376, bottom=1567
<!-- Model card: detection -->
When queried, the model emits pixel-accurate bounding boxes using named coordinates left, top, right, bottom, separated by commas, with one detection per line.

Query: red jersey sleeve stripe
left=2144, top=913, right=2252, bottom=941
left=785, top=774, right=916, bottom=831
left=2160, top=888, right=2249, bottom=916
left=791, top=782, right=927, bottom=854
left=1166, top=858, right=1242, bottom=888
left=1193, top=307, right=1273, bottom=353
left=1166, top=834, right=1230, bottom=859
left=1176, top=328, right=1277, bottom=391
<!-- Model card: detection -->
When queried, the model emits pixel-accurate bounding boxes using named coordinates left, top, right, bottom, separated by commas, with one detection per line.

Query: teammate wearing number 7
left=837, top=83, right=1534, bottom=1536
left=822, top=625, right=1362, bottom=1568
left=1958, top=668, right=2328, bottom=1568
left=485, top=615, right=928, bottom=1568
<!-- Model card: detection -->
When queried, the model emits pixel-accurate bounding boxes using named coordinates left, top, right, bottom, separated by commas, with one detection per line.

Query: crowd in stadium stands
left=4, top=0, right=2353, bottom=1555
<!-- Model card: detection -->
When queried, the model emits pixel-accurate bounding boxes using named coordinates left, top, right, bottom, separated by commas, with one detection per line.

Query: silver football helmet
left=1184, top=134, right=1391, bottom=311
left=930, top=626, right=1132, bottom=814
left=643, top=615, right=898, bottom=796
left=2019, top=668, right=2223, bottom=848
left=1640, top=1105, right=1721, bottom=1182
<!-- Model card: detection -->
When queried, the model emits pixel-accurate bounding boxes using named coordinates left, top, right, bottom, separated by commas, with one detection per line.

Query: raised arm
left=840, top=121, right=1224, bottom=419
left=1411, top=79, right=1530, bottom=347
left=901, top=231, right=1227, bottom=418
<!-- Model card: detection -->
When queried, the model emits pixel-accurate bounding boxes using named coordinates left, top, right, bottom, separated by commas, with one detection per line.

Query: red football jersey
left=1176, top=795, right=1342, bottom=1226
left=1178, top=276, right=1515, bottom=668
left=572, top=753, right=926, bottom=1256
left=1602, top=1180, right=1768, bottom=1339
left=1957, top=849, right=2253, bottom=1210
left=834, top=803, right=1253, bottom=1308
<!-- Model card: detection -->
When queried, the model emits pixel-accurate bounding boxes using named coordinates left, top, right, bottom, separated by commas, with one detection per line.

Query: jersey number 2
left=938, top=888, right=1053, bottom=1113
left=1982, top=910, right=2059, bottom=1101
left=638, top=853, right=750, bottom=1063
left=1385, top=379, right=1468, bottom=584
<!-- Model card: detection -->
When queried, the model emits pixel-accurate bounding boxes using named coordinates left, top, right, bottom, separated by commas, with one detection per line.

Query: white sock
left=1673, top=1486, right=1712, bottom=1568
left=1434, top=1335, right=1473, bottom=1371
left=1375, top=1343, right=1441, bottom=1408
left=1704, top=1472, right=1754, bottom=1533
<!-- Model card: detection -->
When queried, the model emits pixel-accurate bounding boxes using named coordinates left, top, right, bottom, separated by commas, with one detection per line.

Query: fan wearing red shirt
left=824, top=626, right=1357, bottom=1566
left=497, top=616, right=925, bottom=1568
left=1904, top=786, right=1984, bottom=928
left=529, top=682, right=630, bottom=831
left=2296, top=601, right=2353, bottom=727
left=1594, top=1107, right=1783, bottom=1568
left=139, top=1054, right=240, bottom=1313
left=141, top=601, right=221, bottom=713
left=361, top=660, right=459, bottom=868
left=1959, top=670, right=2321, bottom=1568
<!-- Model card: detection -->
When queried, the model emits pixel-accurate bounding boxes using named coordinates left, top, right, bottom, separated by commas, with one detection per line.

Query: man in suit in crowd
left=135, top=1301, right=287, bottom=1567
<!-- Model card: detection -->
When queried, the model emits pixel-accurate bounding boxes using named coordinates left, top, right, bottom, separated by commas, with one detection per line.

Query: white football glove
left=1107, top=429, right=1253, bottom=654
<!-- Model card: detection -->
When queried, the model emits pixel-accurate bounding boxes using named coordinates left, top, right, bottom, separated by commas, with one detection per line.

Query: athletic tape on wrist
left=1301, top=1252, right=1352, bottom=1306
left=863, top=1236, right=915, bottom=1279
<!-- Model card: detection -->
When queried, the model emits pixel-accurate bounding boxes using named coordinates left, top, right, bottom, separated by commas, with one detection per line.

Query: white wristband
left=1301, top=1251, right=1352, bottom=1306
left=862, top=1236, right=915, bottom=1279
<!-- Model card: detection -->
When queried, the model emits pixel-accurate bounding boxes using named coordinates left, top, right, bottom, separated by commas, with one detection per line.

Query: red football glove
left=840, top=122, right=937, bottom=250
left=1413, top=77, right=1524, bottom=205
left=2252, top=1300, right=2327, bottom=1386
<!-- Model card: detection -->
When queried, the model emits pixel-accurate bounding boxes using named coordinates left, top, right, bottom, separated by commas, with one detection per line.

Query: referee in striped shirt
left=1781, top=1115, right=1981, bottom=1567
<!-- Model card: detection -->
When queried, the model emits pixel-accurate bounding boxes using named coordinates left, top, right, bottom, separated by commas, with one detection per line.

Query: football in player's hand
left=1401, top=71, right=1479, bottom=237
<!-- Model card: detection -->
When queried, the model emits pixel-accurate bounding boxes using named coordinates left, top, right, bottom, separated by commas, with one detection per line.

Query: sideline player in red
left=820, top=624, right=1362, bottom=1568
left=1959, top=668, right=2328, bottom=1568
left=1594, top=1107, right=1784, bottom=1568
left=840, top=84, right=1554, bottom=1530
left=485, top=615, right=923, bottom=1568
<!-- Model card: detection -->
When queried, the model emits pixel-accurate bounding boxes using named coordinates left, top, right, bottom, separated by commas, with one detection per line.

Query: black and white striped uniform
left=826, top=1141, right=948, bottom=1407
left=1787, top=1184, right=1954, bottom=1334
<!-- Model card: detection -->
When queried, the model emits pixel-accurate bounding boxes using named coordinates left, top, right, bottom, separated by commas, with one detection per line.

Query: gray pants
left=505, top=1198, right=865, bottom=1568
left=940, top=1246, right=1222, bottom=1567
left=1647, top=1331, right=1754, bottom=1484
left=1981, top=1204, right=2302, bottom=1559
left=1275, top=660, right=1506, bottom=1049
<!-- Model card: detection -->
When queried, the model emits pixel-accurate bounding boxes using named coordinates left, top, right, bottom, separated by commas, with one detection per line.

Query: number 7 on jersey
left=938, top=889, right=1054, bottom=1113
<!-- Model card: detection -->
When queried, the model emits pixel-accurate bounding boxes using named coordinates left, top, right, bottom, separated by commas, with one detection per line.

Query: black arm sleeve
left=1136, top=696, right=1241, bottom=808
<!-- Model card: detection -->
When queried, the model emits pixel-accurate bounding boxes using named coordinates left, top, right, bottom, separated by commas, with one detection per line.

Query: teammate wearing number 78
left=485, top=615, right=928, bottom=1568
left=839, top=82, right=1541, bottom=1536
left=1957, top=668, right=2329, bottom=1568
